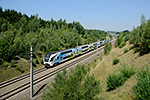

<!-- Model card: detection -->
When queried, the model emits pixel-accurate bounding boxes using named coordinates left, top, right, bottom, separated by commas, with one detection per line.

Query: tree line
left=0, top=7, right=107, bottom=63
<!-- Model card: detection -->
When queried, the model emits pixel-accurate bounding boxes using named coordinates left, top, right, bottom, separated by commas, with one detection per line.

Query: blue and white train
left=43, top=39, right=109, bottom=67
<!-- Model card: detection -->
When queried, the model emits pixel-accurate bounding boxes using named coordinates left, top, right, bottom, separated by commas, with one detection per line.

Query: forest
left=0, top=7, right=108, bottom=64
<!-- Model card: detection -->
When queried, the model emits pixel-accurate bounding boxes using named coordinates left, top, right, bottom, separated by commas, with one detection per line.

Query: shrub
left=107, top=73, right=125, bottom=91
left=32, top=61, right=37, bottom=67
left=120, top=64, right=135, bottom=78
left=0, top=58, right=3, bottom=65
left=42, top=64, right=101, bottom=100
left=129, top=46, right=133, bottom=50
left=133, top=65, right=150, bottom=100
left=104, top=42, right=112, bottom=55
left=41, top=59, right=44, bottom=64
left=113, top=58, right=120, bottom=65
left=10, top=61, right=16, bottom=67
left=35, top=59, right=39, bottom=64
left=124, top=48, right=129, bottom=53
left=119, top=42, right=126, bottom=48
left=16, top=66, right=24, bottom=73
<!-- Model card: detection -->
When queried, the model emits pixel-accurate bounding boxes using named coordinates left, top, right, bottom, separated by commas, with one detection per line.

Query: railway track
left=0, top=39, right=116, bottom=100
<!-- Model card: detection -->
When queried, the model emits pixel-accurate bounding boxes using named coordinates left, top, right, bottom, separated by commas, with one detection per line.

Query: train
left=43, top=39, right=109, bottom=68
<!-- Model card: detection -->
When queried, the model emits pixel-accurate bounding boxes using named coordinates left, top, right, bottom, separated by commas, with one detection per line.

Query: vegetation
left=119, top=42, right=126, bottom=48
left=16, top=66, right=24, bottom=73
left=42, top=65, right=101, bottom=100
left=120, top=64, right=135, bottom=78
left=134, top=65, right=150, bottom=100
left=107, top=64, right=135, bottom=91
left=113, top=57, right=120, bottom=65
left=107, top=73, right=125, bottom=91
left=129, top=14, right=150, bottom=53
left=124, top=48, right=128, bottom=53
left=0, top=7, right=107, bottom=65
left=104, top=42, right=112, bottom=55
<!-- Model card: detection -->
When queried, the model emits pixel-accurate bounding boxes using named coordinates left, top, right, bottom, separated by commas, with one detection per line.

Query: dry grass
left=0, top=52, right=45, bottom=83
left=88, top=41, right=150, bottom=100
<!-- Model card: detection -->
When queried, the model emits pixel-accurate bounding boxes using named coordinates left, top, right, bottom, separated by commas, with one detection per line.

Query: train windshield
left=44, top=57, right=49, bottom=62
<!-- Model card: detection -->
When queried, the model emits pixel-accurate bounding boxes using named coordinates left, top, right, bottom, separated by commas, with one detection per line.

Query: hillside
left=88, top=41, right=150, bottom=99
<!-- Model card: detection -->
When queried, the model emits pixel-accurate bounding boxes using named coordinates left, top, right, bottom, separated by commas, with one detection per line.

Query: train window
left=61, top=50, right=72, bottom=55
left=44, top=58, right=49, bottom=62
left=82, top=46, right=88, bottom=49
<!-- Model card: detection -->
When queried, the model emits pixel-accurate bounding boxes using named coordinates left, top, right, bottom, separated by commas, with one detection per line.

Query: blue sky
left=0, top=0, right=150, bottom=31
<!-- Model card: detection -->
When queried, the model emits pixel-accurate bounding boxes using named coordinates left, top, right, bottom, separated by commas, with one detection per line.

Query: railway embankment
left=88, top=41, right=150, bottom=99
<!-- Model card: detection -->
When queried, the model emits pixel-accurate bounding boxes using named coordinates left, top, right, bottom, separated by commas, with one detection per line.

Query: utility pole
left=30, top=45, right=33, bottom=99
left=97, top=40, right=98, bottom=56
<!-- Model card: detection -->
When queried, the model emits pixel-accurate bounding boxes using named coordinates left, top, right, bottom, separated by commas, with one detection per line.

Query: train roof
left=44, top=52, right=57, bottom=57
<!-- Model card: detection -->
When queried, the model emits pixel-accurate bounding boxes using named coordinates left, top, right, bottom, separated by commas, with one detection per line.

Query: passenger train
left=43, top=39, right=109, bottom=67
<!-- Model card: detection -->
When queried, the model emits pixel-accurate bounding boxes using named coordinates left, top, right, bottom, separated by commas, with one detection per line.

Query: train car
left=77, top=44, right=89, bottom=55
left=44, top=48, right=77, bottom=67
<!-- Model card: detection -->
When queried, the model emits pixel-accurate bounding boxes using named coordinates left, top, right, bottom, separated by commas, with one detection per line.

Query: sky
left=0, top=0, right=150, bottom=32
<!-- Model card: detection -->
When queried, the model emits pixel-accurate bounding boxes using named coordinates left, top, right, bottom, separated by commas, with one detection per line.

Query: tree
left=140, top=20, right=150, bottom=52
left=42, top=65, right=101, bottom=100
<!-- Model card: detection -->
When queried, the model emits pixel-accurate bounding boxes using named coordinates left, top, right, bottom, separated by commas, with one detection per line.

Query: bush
left=120, top=64, right=135, bottom=78
left=104, top=42, right=112, bottom=55
left=119, top=42, right=126, bottom=48
left=35, top=59, right=39, bottom=64
left=41, top=59, right=44, bottom=64
left=133, top=65, right=150, bottom=100
left=16, top=66, right=24, bottom=73
left=42, top=64, right=101, bottom=100
left=129, top=46, right=133, bottom=50
left=124, top=48, right=128, bottom=53
left=10, top=61, right=16, bottom=67
left=113, top=58, right=120, bottom=65
left=107, top=73, right=125, bottom=91
left=32, top=61, right=37, bottom=67
left=0, top=58, right=3, bottom=65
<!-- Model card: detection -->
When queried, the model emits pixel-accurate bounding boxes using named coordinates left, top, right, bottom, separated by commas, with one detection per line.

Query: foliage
left=104, top=42, right=112, bottom=55
left=42, top=64, right=101, bottom=100
left=129, top=14, right=150, bottom=54
left=133, top=65, right=150, bottom=100
left=107, top=73, right=125, bottom=91
left=113, top=58, right=120, bottom=65
left=115, top=37, right=123, bottom=47
left=107, top=64, right=135, bottom=91
left=129, top=46, right=133, bottom=50
left=119, top=42, right=126, bottom=48
left=140, top=20, right=150, bottom=53
left=120, top=64, right=135, bottom=78
left=35, top=59, right=39, bottom=64
left=16, top=66, right=24, bottom=73
left=41, top=59, right=44, bottom=64
left=32, top=61, right=36, bottom=67
left=0, top=7, right=108, bottom=63
left=124, top=48, right=128, bottom=53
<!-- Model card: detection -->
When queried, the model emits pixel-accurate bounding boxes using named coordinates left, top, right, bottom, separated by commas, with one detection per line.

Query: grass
left=87, top=41, right=150, bottom=100
left=0, top=52, right=45, bottom=83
